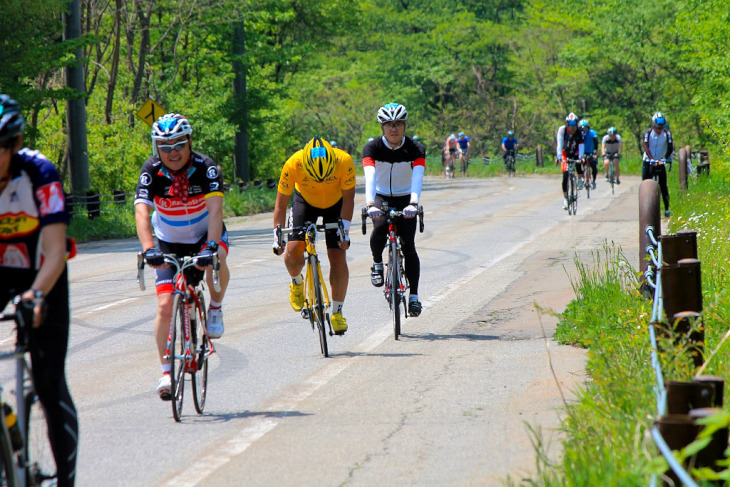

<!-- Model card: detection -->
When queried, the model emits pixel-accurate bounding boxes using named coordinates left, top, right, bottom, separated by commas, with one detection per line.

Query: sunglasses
left=158, top=141, right=188, bottom=153
left=383, top=122, right=405, bottom=129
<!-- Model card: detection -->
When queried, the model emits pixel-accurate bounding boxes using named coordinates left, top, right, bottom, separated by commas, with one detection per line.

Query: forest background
left=2, top=0, right=729, bottom=195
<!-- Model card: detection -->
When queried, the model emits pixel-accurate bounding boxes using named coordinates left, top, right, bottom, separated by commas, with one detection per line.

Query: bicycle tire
left=170, top=293, right=186, bottom=422
left=0, top=407, right=18, bottom=487
left=311, top=257, right=329, bottom=357
left=507, top=155, right=515, bottom=176
left=569, top=175, right=577, bottom=215
left=609, top=160, right=615, bottom=195
left=23, top=392, right=55, bottom=487
left=389, top=242, right=401, bottom=340
left=192, top=289, right=208, bottom=414
left=585, top=171, right=591, bottom=199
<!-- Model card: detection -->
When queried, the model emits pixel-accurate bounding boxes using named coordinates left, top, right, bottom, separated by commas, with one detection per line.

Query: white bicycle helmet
left=151, top=113, right=193, bottom=141
left=652, top=112, right=666, bottom=127
left=565, top=112, right=578, bottom=126
left=377, top=103, right=408, bottom=124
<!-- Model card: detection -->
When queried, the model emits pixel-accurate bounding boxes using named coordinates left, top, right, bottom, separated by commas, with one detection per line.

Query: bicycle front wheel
left=311, top=258, right=329, bottom=357
left=0, top=407, right=18, bottom=487
left=24, top=392, right=55, bottom=487
left=389, top=243, right=401, bottom=340
left=569, top=176, right=577, bottom=215
left=170, top=293, right=186, bottom=422
left=192, top=289, right=209, bottom=414
left=609, top=161, right=615, bottom=194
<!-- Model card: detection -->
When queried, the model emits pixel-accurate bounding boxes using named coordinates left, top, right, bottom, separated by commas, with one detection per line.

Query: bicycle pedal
left=301, top=308, right=310, bottom=320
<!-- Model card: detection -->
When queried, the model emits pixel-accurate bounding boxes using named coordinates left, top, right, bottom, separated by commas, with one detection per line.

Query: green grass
left=511, top=155, right=730, bottom=485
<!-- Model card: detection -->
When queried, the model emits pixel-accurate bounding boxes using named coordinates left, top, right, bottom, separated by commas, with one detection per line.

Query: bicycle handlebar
left=137, top=252, right=220, bottom=293
left=274, top=219, right=346, bottom=252
left=0, top=295, right=38, bottom=351
left=360, top=204, right=424, bottom=235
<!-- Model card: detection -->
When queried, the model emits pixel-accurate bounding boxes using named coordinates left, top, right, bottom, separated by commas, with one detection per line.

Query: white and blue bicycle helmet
left=151, top=113, right=193, bottom=142
left=377, top=103, right=408, bottom=124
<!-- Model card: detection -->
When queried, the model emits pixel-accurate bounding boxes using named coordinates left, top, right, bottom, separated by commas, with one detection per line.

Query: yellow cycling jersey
left=277, top=147, right=356, bottom=209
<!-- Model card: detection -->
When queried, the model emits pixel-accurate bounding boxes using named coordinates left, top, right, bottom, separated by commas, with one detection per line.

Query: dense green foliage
left=3, top=0, right=729, bottom=196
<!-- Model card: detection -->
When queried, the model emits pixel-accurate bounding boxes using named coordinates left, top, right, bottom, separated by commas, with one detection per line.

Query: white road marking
left=161, top=220, right=558, bottom=487
left=230, top=258, right=266, bottom=269
left=83, top=297, right=137, bottom=314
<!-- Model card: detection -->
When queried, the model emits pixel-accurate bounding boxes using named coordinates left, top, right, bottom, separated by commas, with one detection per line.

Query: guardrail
left=639, top=179, right=726, bottom=486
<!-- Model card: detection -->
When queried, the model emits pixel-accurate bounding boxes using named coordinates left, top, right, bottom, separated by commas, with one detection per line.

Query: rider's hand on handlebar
left=272, top=228, right=284, bottom=256
left=19, top=290, right=45, bottom=328
left=367, top=206, right=382, bottom=220
left=403, top=204, right=418, bottom=218
left=143, top=247, right=165, bottom=267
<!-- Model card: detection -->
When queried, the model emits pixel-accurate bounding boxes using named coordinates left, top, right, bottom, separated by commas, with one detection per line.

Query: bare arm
left=205, top=195, right=223, bottom=243
left=340, top=187, right=355, bottom=223
left=273, top=191, right=291, bottom=229
left=135, top=203, right=155, bottom=251
left=30, top=223, right=67, bottom=295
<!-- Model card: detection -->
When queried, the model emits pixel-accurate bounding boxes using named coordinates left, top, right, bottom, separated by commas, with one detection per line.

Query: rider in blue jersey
left=579, top=119, right=599, bottom=189
left=501, top=131, right=518, bottom=167
left=456, top=132, right=470, bottom=176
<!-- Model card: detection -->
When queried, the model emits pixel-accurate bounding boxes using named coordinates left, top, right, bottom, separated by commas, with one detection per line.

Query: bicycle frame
left=303, top=224, right=331, bottom=327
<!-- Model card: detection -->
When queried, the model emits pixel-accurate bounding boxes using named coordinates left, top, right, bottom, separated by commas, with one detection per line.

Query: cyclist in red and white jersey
left=0, top=95, right=78, bottom=486
left=363, top=103, right=426, bottom=317
left=134, top=113, right=230, bottom=400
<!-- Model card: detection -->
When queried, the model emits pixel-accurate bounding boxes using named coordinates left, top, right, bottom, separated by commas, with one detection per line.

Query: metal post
left=659, top=230, right=697, bottom=265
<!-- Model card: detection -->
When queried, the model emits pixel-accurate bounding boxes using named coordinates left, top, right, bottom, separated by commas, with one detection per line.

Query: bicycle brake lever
left=212, top=255, right=221, bottom=293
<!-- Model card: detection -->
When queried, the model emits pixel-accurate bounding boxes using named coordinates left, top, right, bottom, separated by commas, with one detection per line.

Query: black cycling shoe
left=408, top=300, right=422, bottom=317
left=371, top=265, right=384, bottom=287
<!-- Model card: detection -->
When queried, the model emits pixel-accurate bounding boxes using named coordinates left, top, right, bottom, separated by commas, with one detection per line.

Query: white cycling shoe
left=207, top=308, right=224, bottom=339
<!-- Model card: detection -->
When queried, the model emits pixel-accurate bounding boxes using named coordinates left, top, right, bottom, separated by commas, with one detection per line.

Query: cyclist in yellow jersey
left=273, top=137, right=356, bottom=333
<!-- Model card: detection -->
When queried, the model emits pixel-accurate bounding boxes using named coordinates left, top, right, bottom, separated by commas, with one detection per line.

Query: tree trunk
left=233, top=22, right=249, bottom=182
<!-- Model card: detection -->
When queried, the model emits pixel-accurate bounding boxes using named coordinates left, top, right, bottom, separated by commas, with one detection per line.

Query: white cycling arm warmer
left=410, top=165, right=424, bottom=204
left=578, top=143, right=585, bottom=159
left=364, top=165, right=376, bottom=205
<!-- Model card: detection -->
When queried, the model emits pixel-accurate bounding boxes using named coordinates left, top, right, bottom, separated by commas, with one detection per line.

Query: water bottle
left=3, top=402, right=23, bottom=451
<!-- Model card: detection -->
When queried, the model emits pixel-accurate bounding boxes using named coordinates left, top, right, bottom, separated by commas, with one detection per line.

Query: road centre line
left=161, top=219, right=559, bottom=487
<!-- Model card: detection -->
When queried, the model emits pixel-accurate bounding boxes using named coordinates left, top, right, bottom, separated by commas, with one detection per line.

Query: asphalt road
left=0, top=173, right=643, bottom=486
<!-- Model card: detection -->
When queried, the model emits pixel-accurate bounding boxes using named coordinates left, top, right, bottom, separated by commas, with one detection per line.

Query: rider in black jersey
left=0, top=95, right=79, bottom=486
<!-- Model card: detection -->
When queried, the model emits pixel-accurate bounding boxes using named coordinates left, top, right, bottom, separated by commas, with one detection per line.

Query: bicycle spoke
left=170, top=294, right=185, bottom=422
left=192, top=290, right=208, bottom=414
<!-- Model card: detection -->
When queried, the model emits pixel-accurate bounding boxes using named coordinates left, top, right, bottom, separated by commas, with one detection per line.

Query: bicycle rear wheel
left=170, top=294, right=186, bottom=422
left=311, top=258, right=329, bottom=357
left=24, top=392, right=55, bottom=487
left=389, top=243, right=401, bottom=340
left=192, top=289, right=209, bottom=414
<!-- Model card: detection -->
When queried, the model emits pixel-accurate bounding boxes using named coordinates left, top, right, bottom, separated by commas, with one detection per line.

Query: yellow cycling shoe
left=331, top=313, right=348, bottom=335
left=289, top=282, right=304, bottom=311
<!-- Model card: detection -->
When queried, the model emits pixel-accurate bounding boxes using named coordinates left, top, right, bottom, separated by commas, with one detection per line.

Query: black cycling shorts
left=289, top=191, right=343, bottom=249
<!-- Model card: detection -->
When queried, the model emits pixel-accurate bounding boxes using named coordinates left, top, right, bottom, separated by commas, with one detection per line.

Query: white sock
left=373, top=262, right=383, bottom=271
left=161, top=364, right=171, bottom=375
left=291, top=274, right=303, bottom=285
left=332, top=301, right=344, bottom=315
left=209, top=300, right=221, bottom=309
left=409, top=295, right=419, bottom=302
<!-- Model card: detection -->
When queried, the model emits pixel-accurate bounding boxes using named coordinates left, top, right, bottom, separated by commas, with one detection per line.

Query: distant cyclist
left=330, top=140, right=338, bottom=148
left=601, top=127, right=623, bottom=183
left=556, top=113, right=585, bottom=210
left=579, top=119, right=598, bottom=189
left=273, top=137, right=355, bottom=335
left=443, top=133, right=458, bottom=177
left=501, top=131, right=518, bottom=167
left=0, top=94, right=79, bottom=486
left=135, top=113, right=231, bottom=400
left=456, top=131, right=471, bottom=175
left=642, top=112, right=674, bottom=217
left=363, top=103, right=425, bottom=317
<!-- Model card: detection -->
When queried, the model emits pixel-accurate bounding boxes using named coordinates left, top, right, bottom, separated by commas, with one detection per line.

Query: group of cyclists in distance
left=556, top=110, right=674, bottom=216
left=0, top=85, right=678, bottom=485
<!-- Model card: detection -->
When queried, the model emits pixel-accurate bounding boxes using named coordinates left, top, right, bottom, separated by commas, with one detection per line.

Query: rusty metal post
left=666, top=380, right=715, bottom=414
left=639, top=180, right=661, bottom=297
left=656, top=414, right=698, bottom=486
left=689, top=408, right=728, bottom=474
left=693, top=376, right=724, bottom=407
left=661, top=259, right=702, bottom=320
left=659, top=230, right=697, bottom=265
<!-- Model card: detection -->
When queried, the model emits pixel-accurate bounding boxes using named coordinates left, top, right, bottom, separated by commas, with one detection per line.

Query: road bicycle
left=444, top=152, right=456, bottom=179
left=137, top=251, right=220, bottom=422
left=564, top=159, right=580, bottom=216
left=459, top=149, right=470, bottom=176
left=604, top=151, right=620, bottom=195
left=504, top=150, right=516, bottom=177
left=276, top=220, right=346, bottom=358
left=581, top=155, right=595, bottom=199
left=0, top=296, right=55, bottom=487
left=361, top=204, right=424, bottom=340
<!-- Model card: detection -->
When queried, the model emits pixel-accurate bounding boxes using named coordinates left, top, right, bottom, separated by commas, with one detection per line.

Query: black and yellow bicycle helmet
left=302, top=136, right=336, bottom=182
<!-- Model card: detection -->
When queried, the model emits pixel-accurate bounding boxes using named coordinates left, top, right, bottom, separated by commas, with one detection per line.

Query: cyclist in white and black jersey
left=601, top=127, right=623, bottom=183
left=556, top=112, right=585, bottom=209
left=363, top=103, right=426, bottom=317
left=642, top=112, right=674, bottom=217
